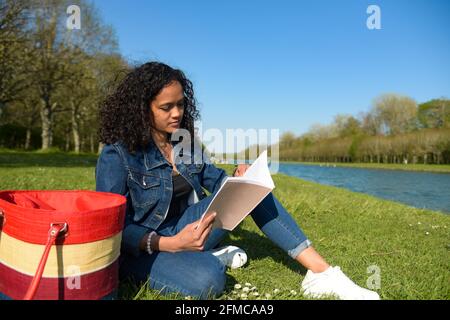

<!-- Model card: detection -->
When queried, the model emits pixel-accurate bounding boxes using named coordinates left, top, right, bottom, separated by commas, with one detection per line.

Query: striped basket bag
left=0, top=190, right=126, bottom=300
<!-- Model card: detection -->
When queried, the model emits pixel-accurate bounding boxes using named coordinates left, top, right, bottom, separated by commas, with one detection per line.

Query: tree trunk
left=25, top=128, right=31, bottom=150
left=90, top=134, right=94, bottom=153
left=49, top=127, right=53, bottom=148
left=40, top=101, right=52, bottom=150
left=65, top=128, right=70, bottom=151
left=71, top=106, right=80, bottom=154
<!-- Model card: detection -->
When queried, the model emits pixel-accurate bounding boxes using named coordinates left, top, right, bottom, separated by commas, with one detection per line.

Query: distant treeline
left=279, top=128, right=450, bottom=164
left=274, top=95, right=450, bottom=164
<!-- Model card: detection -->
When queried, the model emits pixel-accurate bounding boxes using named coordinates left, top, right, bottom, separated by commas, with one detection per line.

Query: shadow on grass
left=227, top=227, right=308, bottom=275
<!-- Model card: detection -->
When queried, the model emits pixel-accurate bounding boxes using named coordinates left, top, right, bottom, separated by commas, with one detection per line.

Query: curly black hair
left=99, top=61, right=200, bottom=153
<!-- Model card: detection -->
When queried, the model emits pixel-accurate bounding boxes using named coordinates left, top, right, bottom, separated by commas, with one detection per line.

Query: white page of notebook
left=197, top=149, right=275, bottom=229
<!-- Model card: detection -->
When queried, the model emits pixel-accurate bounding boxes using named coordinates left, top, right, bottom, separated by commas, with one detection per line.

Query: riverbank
left=280, top=161, right=450, bottom=174
left=1, top=153, right=448, bottom=299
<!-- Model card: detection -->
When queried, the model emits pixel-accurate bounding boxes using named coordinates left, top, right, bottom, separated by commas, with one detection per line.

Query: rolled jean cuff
left=288, top=239, right=312, bottom=259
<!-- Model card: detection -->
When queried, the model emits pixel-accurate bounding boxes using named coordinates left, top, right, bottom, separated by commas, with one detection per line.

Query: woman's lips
left=169, top=122, right=180, bottom=127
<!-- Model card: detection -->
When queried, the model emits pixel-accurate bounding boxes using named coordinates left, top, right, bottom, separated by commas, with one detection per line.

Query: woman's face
left=150, top=80, right=185, bottom=134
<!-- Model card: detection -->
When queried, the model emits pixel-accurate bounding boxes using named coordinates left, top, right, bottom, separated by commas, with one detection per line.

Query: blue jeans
left=119, top=190, right=312, bottom=299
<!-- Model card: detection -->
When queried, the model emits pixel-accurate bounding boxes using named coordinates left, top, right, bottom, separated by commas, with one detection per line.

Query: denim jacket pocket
left=127, top=170, right=161, bottom=209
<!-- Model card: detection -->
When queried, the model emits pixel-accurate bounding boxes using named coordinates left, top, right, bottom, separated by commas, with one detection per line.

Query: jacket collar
left=144, top=138, right=165, bottom=170
left=144, top=137, right=189, bottom=170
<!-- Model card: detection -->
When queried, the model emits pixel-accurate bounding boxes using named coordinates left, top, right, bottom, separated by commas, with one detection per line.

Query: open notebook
left=199, top=150, right=275, bottom=231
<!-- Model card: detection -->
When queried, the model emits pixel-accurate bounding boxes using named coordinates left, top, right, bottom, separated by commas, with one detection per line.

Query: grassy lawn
left=282, top=161, right=450, bottom=174
left=1, top=150, right=449, bottom=300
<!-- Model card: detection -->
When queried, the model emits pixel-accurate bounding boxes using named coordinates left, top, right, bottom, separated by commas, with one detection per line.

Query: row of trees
left=0, top=0, right=128, bottom=152
left=277, top=95, right=450, bottom=164
left=301, top=95, right=449, bottom=141
left=279, top=128, right=450, bottom=164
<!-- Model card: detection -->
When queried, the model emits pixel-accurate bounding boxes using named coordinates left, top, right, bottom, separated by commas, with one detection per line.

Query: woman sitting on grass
left=95, top=61, right=380, bottom=300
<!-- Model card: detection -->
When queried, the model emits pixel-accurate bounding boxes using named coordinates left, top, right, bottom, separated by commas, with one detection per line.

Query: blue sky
left=93, top=0, right=450, bottom=153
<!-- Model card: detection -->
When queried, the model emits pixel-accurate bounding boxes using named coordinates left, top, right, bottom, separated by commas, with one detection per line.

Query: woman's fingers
left=197, top=223, right=213, bottom=249
left=189, top=212, right=215, bottom=250
left=196, top=211, right=216, bottom=230
left=234, top=164, right=251, bottom=177
left=192, top=211, right=216, bottom=236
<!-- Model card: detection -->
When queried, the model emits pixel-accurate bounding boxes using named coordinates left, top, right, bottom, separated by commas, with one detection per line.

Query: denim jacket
left=95, top=138, right=228, bottom=257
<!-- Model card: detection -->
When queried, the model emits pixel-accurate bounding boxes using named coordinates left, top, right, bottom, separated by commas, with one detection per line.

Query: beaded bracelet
left=146, top=231, right=157, bottom=255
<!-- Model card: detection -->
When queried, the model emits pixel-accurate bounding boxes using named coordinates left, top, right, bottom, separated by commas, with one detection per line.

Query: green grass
left=281, top=161, right=450, bottom=174
left=1, top=151, right=449, bottom=300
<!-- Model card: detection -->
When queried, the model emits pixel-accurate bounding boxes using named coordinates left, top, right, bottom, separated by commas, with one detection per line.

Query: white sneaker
left=301, top=266, right=380, bottom=300
left=210, top=245, right=248, bottom=269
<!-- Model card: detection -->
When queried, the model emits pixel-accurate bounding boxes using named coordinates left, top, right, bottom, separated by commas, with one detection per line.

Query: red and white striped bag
left=0, top=190, right=126, bottom=300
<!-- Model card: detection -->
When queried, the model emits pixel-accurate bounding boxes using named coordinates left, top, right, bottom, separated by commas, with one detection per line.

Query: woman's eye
left=160, top=105, right=170, bottom=110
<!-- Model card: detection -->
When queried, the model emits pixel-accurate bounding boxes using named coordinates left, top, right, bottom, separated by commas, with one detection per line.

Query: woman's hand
left=171, top=211, right=217, bottom=252
left=233, top=164, right=251, bottom=177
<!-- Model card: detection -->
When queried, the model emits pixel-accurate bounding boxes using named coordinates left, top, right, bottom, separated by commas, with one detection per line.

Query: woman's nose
left=171, top=106, right=183, bottom=119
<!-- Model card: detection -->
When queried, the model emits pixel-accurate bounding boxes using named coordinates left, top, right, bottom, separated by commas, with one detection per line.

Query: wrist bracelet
left=146, top=231, right=157, bottom=255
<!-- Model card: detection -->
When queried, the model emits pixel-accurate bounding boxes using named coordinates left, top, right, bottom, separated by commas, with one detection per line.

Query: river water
left=275, top=163, right=450, bottom=213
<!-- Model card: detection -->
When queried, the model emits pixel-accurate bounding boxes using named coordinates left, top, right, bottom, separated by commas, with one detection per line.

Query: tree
left=59, top=52, right=126, bottom=153
left=334, top=114, right=362, bottom=137
left=418, top=98, right=450, bottom=129
left=28, top=0, right=118, bottom=150
left=0, top=0, right=33, bottom=109
left=3, top=87, right=41, bottom=149
left=360, top=111, right=382, bottom=135
left=372, top=94, right=418, bottom=135
left=306, top=123, right=338, bottom=141
left=280, top=131, right=296, bottom=149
